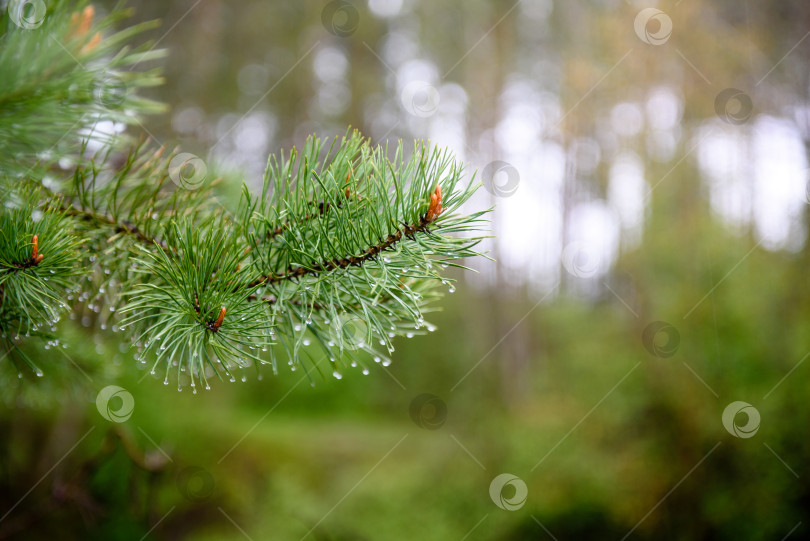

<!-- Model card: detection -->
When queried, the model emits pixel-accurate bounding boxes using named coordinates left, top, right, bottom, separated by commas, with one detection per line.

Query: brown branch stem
left=248, top=213, right=436, bottom=288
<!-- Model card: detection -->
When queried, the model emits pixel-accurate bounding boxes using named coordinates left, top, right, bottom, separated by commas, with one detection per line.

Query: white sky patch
left=697, top=123, right=752, bottom=232
left=609, top=152, right=648, bottom=248
left=611, top=102, right=644, bottom=138
left=646, top=87, right=682, bottom=131
left=566, top=201, right=620, bottom=279
left=697, top=117, right=808, bottom=250
left=368, top=0, right=404, bottom=18
left=751, top=116, right=808, bottom=251
left=429, top=83, right=468, bottom=160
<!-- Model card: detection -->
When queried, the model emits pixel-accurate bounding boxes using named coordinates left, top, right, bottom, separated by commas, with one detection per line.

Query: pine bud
left=211, top=306, right=227, bottom=332
left=426, top=184, right=443, bottom=222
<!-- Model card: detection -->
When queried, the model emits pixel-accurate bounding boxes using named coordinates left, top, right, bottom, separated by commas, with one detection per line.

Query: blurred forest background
left=3, top=0, right=810, bottom=539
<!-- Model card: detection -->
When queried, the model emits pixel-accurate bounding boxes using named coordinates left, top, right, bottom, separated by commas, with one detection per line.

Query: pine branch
left=0, top=185, right=85, bottom=374
left=0, top=2, right=492, bottom=391
left=59, top=204, right=171, bottom=251
left=0, top=1, right=166, bottom=176
left=248, top=186, right=444, bottom=286
left=102, top=131, right=489, bottom=389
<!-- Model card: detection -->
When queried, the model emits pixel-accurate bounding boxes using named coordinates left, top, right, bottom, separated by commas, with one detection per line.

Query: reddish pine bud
left=211, top=306, right=227, bottom=332
left=31, top=235, right=38, bottom=260
left=426, top=185, right=443, bottom=222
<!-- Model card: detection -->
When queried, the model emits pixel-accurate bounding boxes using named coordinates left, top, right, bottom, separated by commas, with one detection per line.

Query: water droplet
left=332, top=371, right=343, bottom=379
left=362, top=368, right=370, bottom=375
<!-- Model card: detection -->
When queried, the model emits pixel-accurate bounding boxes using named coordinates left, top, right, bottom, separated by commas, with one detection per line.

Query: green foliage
left=0, top=1, right=489, bottom=390
left=107, top=131, right=487, bottom=390
left=0, top=186, right=83, bottom=373
left=122, top=218, right=271, bottom=390
left=0, top=0, right=165, bottom=176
